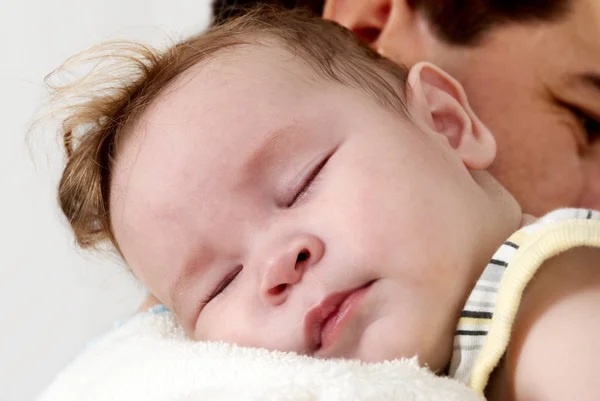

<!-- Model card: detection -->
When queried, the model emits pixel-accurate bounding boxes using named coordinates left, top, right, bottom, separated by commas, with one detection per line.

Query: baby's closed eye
left=203, top=264, right=243, bottom=306
left=285, top=151, right=333, bottom=207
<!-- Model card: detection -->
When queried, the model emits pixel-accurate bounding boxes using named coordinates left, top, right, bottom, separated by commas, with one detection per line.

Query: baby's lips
left=303, top=283, right=372, bottom=352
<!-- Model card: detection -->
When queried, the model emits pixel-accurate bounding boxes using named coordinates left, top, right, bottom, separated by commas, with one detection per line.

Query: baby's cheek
left=195, top=296, right=251, bottom=342
left=197, top=299, right=304, bottom=353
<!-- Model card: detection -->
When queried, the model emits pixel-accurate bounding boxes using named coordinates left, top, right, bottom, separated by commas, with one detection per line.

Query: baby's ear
left=406, top=62, right=496, bottom=170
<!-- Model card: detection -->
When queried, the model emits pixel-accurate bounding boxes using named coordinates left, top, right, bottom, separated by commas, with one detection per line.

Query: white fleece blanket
left=38, top=309, right=483, bottom=401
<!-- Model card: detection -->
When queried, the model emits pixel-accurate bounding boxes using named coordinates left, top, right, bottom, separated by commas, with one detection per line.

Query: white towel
left=38, top=310, right=483, bottom=401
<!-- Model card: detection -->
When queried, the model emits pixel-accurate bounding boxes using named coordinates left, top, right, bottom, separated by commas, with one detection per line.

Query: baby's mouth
left=303, top=281, right=374, bottom=353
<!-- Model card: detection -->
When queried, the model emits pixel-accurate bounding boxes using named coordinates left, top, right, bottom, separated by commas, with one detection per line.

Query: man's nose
left=259, top=234, right=325, bottom=306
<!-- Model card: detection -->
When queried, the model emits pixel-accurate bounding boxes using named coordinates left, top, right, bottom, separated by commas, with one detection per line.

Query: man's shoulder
left=503, top=246, right=600, bottom=401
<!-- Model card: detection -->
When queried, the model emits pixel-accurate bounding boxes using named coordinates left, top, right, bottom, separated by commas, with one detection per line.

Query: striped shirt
left=448, top=208, right=600, bottom=395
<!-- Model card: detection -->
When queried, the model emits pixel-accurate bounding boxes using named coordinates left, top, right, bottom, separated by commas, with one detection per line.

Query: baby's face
left=111, top=44, right=509, bottom=370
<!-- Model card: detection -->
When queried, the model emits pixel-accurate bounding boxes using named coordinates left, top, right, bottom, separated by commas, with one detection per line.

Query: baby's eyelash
left=288, top=152, right=332, bottom=207
left=205, top=265, right=243, bottom=304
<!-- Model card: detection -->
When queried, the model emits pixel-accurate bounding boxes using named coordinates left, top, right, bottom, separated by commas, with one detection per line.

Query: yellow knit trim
left=468, top=220, right=600, bottom=395
left=458, top=317, right=491, bottom=326
left=505, top=230, right=528, bottom=247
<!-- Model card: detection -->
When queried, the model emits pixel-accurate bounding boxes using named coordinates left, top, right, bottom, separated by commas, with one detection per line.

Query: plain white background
left=0, top=1, right=212, bottom=400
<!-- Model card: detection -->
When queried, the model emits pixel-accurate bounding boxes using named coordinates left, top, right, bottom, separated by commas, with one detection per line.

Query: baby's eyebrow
left=169, top=272, right=192, bottom=321
left=242, top=122, right=301, bottom=174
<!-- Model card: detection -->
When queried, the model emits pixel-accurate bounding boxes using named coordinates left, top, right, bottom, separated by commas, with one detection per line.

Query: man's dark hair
left=213, top=0, right=323, bottom=25
left=212, top=0, right=569, bottom=46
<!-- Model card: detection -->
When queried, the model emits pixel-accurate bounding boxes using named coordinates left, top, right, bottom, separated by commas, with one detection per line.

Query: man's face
left=110, top=45, right=513, bottom=371
left=325, top=0, right=600, bottom=215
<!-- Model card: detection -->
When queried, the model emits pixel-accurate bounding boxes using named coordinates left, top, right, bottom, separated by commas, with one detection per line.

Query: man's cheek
left=580, top=144, right=600, bottom=209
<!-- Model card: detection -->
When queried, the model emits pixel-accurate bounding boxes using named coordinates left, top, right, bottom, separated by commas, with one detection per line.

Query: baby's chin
left=312, top=313, right=401, bottom=362
left=334, top=316, right=449, bottom=371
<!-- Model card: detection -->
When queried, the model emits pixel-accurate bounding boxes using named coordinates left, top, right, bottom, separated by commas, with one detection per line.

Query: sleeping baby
left=52, top=6, right=600, bottom=400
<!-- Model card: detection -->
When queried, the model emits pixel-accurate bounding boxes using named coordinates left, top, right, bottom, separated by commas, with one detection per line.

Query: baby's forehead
left=115, top=41, right=337, bottom=216
left=130, top=42, right=332, bottom=150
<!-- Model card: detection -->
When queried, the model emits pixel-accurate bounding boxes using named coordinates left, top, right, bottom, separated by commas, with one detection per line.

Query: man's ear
left=323, top=0, right=431, bottom=66
left=407, top=62, right=496, bottom=170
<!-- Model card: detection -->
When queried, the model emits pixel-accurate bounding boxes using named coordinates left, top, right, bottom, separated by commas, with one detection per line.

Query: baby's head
left=57, top=7, right=521, bottom=371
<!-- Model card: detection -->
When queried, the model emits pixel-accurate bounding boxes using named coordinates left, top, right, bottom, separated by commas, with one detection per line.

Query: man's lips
left=304, top=281, right=373, bottom=352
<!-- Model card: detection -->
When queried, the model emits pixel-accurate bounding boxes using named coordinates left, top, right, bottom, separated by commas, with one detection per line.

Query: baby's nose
left=259, top=234, right=325, bottom=306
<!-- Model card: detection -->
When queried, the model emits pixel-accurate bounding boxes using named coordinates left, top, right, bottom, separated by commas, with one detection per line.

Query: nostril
left=297, top=250, right=310, bottom=263
left=269, top=283, right=287, bottom=296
